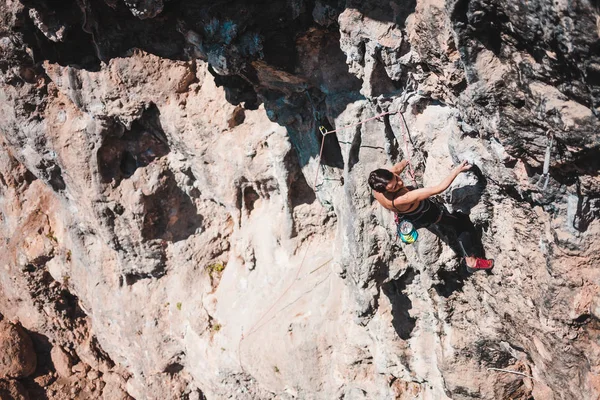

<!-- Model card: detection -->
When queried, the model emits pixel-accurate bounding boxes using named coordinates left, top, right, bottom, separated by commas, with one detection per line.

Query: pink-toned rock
left=0, top=321, right=36, bottom=379
left=1, top=1, right=600, bottom=398
left=102, top=380, right=134, bottom=400
left=50, top=345, right=73, bottom=378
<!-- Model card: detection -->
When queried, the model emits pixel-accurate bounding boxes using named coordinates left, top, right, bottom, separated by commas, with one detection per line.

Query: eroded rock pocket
left=141, top=169, right=203, bottom=243
left=97, top=105, right=170, bottom=184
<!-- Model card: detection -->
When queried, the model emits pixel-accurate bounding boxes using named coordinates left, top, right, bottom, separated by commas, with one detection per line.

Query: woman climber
left=368, top=160, right=494, bottom=272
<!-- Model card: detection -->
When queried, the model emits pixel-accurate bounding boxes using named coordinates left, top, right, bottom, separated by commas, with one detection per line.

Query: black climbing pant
left=430, top=210, right=484, bottom=259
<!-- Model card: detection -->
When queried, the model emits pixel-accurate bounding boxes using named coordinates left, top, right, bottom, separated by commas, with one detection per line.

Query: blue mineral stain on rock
left=220, top=21, right=238, bottom=45
left=239, top=32, right=264, bottom=58
left=286, top=126, right=321, bottom=168
left=203, top=19, right=238, bottom=45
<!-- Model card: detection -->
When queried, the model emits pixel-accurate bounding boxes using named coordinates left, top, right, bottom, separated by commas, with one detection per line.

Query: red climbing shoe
left=466, top=258, right=494, bottom=273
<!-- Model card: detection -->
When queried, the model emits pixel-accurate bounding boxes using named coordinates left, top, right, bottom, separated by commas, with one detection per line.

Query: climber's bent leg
left=437, top=211, right=493, bottom=272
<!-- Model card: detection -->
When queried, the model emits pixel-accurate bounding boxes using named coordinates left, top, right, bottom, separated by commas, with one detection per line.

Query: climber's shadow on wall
left=382, top=268, right=417, bottom=340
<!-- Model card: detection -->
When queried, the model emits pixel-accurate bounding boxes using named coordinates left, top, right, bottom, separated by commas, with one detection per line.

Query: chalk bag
left=398, top=220, right=418, bottom=244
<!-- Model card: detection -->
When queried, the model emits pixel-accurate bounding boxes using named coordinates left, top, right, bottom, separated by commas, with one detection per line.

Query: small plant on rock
left=46, top=231, right=58, bottom=243
left=206, top=262, right=225, bottom=278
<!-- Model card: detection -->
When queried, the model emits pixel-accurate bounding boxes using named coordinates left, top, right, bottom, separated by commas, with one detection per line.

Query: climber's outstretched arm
left=394, top=161, right=471, bottom=206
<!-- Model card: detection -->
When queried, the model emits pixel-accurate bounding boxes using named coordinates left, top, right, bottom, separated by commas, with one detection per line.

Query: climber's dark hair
left=368, top=169, right=394, bottom=193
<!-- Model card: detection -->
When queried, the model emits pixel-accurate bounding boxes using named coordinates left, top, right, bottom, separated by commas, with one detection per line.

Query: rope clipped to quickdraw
left=238, top=99, right=421, bottom=371
left=314, top=126, right=332, bottom=189
left=316, top=108, right=420, bottom=187
left=238, top=91, right=330, bottom=372
left=317, top=111, right=395, bottom=136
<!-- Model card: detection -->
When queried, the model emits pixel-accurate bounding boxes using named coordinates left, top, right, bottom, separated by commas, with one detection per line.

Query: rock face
left=0, top=0, right=599, bottom=399
left=0, top=321, right=37, bottom=379
left=0, top=379, right=30, bottom=400
left=50, top=345, right=73, bottom=378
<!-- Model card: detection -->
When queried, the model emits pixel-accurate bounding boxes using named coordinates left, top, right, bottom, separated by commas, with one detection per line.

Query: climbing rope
left=317, top=109, right=419, bottom=187
left=397, top=112, right=418, bottom=187
left=237, top=105, right=419, bottom=372
left=237, top=119, right=331, bottom=373
left=317, top=111, right=395, bottom=136
left=487, top=367, right=536, bottom=380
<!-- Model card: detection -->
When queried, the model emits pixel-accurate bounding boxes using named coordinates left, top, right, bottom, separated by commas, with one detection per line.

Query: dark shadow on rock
left=209, top=65, right=259, bottom=109
left=97, top=104, right=170, bottom=185
left=573, top=196, right=600, bottom=232
left=433, top=266, right=470, bottom=298
left=549, top=145, right=600, bottom=231
left=289, top=169, right=316, bottom=209
left=57, top=287, right=88, bottom=321
left=347, top=128, right=362, bottom=172
left=369, top=258, right=391, bottom=320
left=368, top=46, right=402, bottom=96
left=242, top=185, right=260, bottom=214
left=383, top=113, right=400, bottom=161
left=382, top=268, right=417, bottom=340
left=447, top=164, right=487, bottom=214
left=164, top=362, right=184, bottom=376
left=0, top=379, right=33, bottom=400
left=20, top=0, right=186, bottom=70
left=20, top=329, right=53, bottom=400
left=36, top=158, right=66, bottom=193
left=19, top=0, right=103, bottom=71
left=141, top=168, right=203, bottom=243
left=321, top=131, right=346, bottom=170
left=347, top=0, right=417, bottom=27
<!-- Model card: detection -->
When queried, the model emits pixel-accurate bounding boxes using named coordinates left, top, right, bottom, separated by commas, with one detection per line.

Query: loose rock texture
left=0, top=0, right=599, bottom=399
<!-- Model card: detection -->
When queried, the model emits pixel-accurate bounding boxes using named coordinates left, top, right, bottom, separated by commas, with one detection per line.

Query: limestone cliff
left=0, top=0, right=599, bottom=399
